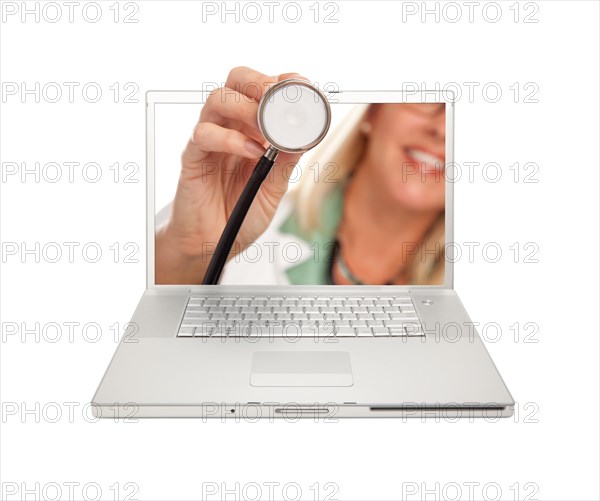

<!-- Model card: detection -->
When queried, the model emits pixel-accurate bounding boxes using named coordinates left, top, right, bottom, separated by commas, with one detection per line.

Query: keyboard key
left=373, top=312, right=390, bottom=320
left=178, top=326, right=195, bottom=336
left=185, top=311, right=210, bottom=317
left=334, top=326, right=357, bottom=336
left=193, top=323, right=220, bottom=336
left=386, top=319, right=413, bottom=327
left=371, top=327, right=390, bottom=336
left=404, top=324, right=423, bottom=336
left=356, top=329, right=373, bottom=337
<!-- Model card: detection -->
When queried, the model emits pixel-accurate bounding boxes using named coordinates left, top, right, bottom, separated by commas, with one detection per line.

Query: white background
left=1, top=1, right=599, bottom=500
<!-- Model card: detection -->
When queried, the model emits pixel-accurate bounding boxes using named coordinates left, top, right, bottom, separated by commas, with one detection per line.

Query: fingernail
left=245, top=140, right=266, bottom=157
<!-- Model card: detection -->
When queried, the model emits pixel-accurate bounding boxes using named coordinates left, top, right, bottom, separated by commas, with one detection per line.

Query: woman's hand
left=156, top=67, right=307, bottom=284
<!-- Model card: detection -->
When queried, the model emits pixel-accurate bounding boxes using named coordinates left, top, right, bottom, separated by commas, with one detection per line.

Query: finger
left=225, top=66, right=309, bottom=102
left=225, top=66, right=276, bottom=102
left=202, top=87, right=260, bottom=132
left=185, top=122, right=266, bottom=162
left=262, top=151, right=304, bottom=197
left=277, top=72, right=310, bottom=83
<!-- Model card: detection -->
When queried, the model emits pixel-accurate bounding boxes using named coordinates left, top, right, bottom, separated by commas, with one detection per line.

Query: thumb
left=265, top=151, right=303, bottom=197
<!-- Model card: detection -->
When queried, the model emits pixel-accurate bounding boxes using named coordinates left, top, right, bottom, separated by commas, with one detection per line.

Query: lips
left=404, top=147, right=445, bottom=171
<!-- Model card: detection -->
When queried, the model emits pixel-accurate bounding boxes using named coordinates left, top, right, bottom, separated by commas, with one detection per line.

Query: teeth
left=406, top=148, right=444, bottom=170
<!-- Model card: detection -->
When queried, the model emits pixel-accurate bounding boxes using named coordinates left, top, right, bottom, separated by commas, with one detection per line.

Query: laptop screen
left=153, top=92, right=448, bottom=286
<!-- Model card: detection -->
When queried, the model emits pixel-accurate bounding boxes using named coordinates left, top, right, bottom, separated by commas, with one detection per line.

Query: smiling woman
left=273, top=102, right=446, bottom=286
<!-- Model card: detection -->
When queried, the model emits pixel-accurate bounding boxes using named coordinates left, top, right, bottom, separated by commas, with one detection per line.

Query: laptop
left=91, top=88, right=514, bottom=418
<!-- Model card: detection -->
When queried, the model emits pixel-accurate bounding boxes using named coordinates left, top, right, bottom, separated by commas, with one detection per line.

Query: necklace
left=329, top=239, right=408, bottom=286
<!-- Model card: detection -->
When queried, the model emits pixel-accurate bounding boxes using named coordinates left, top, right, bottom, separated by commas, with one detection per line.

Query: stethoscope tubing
left=202, top=146, right=279, bottom=285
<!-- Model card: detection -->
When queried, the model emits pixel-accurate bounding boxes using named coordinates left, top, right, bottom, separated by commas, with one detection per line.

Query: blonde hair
left=292, top=103, right=445, bottom=285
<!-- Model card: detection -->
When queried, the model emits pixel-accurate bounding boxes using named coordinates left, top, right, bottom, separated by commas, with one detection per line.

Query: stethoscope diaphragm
left=258, top=79, right=331, bottom=153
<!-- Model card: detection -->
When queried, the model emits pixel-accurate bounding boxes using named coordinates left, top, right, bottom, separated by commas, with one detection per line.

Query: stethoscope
left=203, top=79, right=332, bottom=284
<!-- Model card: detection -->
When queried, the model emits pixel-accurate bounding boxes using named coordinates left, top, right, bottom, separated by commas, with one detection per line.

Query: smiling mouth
left=405, top=148, right=445, bottom=171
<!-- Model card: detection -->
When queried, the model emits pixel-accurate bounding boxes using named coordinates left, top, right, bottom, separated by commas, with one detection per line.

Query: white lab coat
left=155, top=191, right=320, bottom=285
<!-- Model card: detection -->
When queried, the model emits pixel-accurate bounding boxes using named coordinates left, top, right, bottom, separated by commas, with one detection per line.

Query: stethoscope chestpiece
left=257, top=78, right=331, bottom=154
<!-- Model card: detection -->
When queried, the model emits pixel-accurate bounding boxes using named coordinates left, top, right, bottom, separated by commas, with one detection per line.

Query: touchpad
left=250, top=351, right=353, bottom=387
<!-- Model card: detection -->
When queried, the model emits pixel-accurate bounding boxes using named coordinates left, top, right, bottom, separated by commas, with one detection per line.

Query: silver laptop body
left=91, top=89, right=514, bottom=419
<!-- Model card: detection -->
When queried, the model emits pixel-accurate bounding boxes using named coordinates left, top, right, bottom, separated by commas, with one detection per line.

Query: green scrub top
left=278, top=183, right=344, bottom=285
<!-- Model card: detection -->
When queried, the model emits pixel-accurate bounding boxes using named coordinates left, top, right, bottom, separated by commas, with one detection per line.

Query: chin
left=390, top=182, right=445, bottom=212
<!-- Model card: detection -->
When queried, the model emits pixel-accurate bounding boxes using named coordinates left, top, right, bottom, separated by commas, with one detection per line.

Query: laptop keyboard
left=177, top=295, right=423, bottom=338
